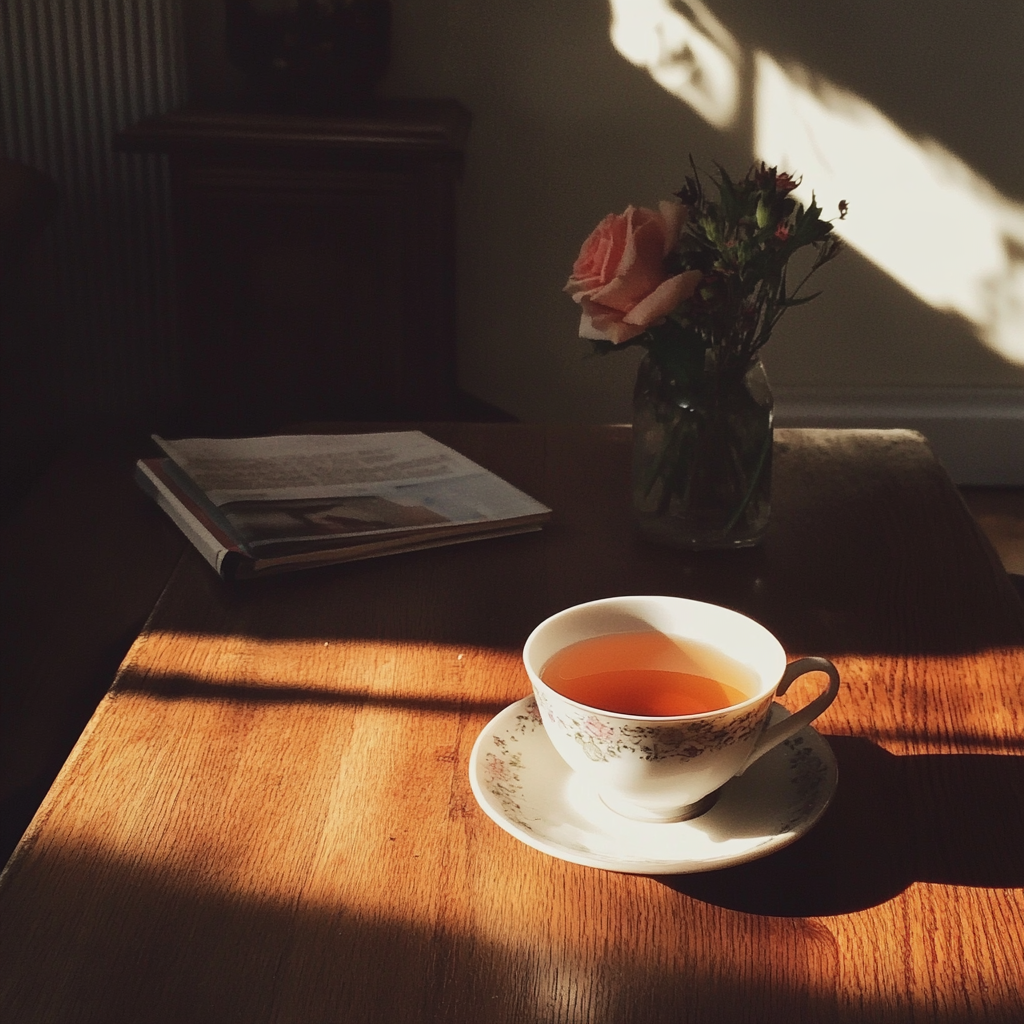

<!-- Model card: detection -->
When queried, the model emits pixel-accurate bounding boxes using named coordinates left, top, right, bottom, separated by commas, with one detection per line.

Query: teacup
left=523, top=595, right=840, bottom=822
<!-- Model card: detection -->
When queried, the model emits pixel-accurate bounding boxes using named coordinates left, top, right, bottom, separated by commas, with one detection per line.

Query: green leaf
left=755, top=197, right=770, bottom=229
left=779, top=291, right=822, bottom=307
left=714, top=164, right=740, bottom=226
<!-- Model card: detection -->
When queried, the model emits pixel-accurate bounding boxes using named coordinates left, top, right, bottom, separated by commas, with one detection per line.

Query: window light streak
left=606, top=3, right=1024, bottom=366
left=755, top=54, right=1024, bottom=365
left=609, top=0, right=740, bottom=130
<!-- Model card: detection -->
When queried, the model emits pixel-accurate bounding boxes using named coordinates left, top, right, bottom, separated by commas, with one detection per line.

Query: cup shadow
left=659, top=737, right=1024, bottom=916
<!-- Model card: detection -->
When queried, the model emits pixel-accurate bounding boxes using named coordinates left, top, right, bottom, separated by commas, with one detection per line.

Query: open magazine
left=135, top=431, right=551, bottom=579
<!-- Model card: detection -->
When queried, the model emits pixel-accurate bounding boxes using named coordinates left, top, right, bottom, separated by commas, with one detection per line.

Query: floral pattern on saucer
left=479, top=700, right=544, bottom=833
left=468, top=697, right=839, bottom=875
left=534, top=687, right=773, bottom=764
left=778, top=733, right=830, bottom=834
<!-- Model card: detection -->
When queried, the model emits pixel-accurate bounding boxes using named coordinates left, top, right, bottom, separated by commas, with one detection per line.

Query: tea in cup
left=523, top=595, right=840, bottom=822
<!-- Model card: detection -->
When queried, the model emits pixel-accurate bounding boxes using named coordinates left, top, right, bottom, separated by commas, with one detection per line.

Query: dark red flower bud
left=775, top=173, right=800, bottom=194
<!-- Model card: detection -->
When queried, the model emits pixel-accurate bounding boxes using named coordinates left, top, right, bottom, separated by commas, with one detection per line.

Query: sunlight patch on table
left=818, top=652, right=1024, bottom=754
left=123, top=630, right=524, bottom=708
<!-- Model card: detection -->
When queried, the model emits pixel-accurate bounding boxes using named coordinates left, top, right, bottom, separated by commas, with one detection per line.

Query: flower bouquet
left=565, top=160, right=845, bottom=549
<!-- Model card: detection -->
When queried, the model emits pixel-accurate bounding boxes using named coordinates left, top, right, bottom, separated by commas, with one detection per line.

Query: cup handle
left=737, top=657, right=841, bottom=775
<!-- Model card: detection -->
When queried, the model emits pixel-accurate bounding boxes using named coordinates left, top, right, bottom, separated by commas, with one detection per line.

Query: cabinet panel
left=119, top=103, right=469, bottom=433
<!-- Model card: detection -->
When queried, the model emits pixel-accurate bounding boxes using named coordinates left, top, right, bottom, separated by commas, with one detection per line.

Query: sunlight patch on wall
left=609, top=0, right=740, bottom=130
left=605, top=1, right=1024, bottom=366
left=753, top=55, right=1024, bottom=365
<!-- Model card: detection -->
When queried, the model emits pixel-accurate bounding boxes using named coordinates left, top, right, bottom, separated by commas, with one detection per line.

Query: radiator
left=1, top=0, right=185, bottom=434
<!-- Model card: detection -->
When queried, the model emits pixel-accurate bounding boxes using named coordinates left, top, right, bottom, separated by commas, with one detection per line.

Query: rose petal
left=588, top=213, right=669, bottom=312
left=568, top=204, right=692, bottom=341
left=622, top=270, right=703, bottom=327
left=564, top=211, right=629, bottom=298
left=579, top=299, right=646, bottom=344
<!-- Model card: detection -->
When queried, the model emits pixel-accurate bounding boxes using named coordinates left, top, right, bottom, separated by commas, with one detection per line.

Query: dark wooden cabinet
left=118, top=101, right=470, bottom=434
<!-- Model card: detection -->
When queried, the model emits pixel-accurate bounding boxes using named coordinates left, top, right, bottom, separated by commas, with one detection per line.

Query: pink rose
left=564, top=201, right=702, bottom=344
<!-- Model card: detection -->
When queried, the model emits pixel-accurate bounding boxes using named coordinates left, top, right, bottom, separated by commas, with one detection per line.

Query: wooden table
left=2, top=425, right=1022, bottom=1023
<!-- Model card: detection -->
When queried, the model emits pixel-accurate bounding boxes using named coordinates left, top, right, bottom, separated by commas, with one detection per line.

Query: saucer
left=468, top=697, right=838, bottom=874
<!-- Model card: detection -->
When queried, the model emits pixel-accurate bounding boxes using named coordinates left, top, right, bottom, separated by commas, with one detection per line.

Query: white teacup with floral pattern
left=523, top=595, right=840, bottom=823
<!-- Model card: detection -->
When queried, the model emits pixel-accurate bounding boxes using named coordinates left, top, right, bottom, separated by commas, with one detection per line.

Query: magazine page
left=153, top=432, right=482, bottom=504
left=152, top=432, right=550, bottom=552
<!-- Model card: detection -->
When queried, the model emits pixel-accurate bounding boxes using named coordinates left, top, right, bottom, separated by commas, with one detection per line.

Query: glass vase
left=631, top=351, right=773, bottom=550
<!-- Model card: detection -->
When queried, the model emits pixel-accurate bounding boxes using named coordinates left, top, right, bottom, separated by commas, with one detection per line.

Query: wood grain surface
left=1, top=426, right=1022, bottom=1023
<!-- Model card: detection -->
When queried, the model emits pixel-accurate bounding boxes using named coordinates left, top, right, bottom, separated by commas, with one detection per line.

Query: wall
left=80, top=2, right=1024, bottom=479
left=378, top=0, right=1024, bottom=429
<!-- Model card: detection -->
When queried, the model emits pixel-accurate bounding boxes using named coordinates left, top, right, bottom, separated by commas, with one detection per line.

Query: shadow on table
left=138, top=482, right=1024, bottom=661
left=6, top=817, right=1018, bottom=1024
left=115, top=672, right=512, bottom=718
left=660, top=737, right=1024, bottom=916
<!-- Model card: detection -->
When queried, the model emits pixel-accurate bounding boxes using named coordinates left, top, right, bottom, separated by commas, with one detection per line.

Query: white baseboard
left=774, top=387, right=1024, bottom=485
